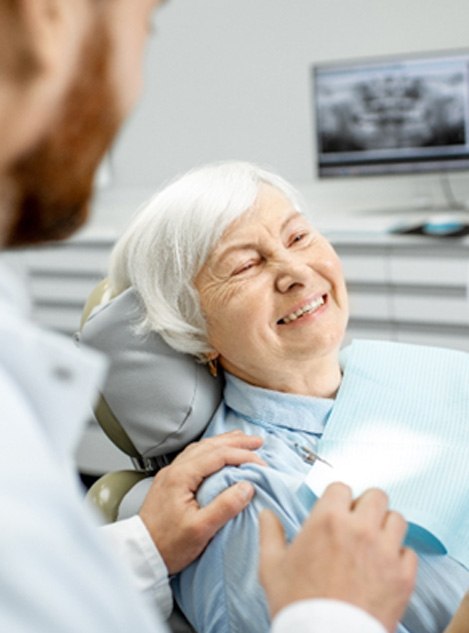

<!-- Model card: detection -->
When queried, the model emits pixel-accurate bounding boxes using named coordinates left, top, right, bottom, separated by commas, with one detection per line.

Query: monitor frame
left=311, top=49, right=469, bottom=179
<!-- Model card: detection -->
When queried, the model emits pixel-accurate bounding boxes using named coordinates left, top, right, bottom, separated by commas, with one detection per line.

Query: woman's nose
left=274, top=253, right=312, bottom=293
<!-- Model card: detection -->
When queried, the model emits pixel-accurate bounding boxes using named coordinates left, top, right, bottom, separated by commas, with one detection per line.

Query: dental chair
left=77, top=279, right=223, bottom=631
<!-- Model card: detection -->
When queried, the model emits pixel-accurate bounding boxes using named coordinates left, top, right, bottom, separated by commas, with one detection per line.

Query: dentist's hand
left=444, top=592, right=469, bottom=633
left=259, top=483, right=417, bottom=633
left=140, top=430, right=264, bottom=574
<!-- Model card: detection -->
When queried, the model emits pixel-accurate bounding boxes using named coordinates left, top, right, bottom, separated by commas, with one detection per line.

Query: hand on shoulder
left=139, top=430, right=264, bottom=574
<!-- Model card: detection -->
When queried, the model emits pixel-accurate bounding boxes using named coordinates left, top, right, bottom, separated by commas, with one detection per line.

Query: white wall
left=92, top=0, right=469, bottom=227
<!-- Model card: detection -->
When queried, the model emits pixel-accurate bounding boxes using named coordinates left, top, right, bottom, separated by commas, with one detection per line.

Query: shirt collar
left=223, top=372, right=333, bottom=434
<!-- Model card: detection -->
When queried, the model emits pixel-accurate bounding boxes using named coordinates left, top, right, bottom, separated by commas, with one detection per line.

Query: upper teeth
left=279, top=296, right=325, bottom=324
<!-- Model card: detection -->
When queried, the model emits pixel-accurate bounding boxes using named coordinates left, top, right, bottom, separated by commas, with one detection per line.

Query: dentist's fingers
left=195, top=480, right=256, bottom=541
left=444, top=592, right=469, bottom=633
left=351, top=487, right=390, bottom=526
left=258, top=510, right=288, bottom=588
left=139, top=431, right=264, bottom=574
left=173, top=431, right=266, bottom=471
left=258, top=483, right=417, bottom=632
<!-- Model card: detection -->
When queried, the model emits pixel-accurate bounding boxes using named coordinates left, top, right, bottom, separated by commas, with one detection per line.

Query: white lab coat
left=0, top=261, right=384, bottom=633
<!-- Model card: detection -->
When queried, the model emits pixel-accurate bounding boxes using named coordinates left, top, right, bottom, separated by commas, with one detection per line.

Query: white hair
left=109, top=161, right=308, bottom=360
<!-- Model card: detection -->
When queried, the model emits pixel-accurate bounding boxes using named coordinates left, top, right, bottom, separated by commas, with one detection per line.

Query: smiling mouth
left=277, top=295, right=326, bottom=325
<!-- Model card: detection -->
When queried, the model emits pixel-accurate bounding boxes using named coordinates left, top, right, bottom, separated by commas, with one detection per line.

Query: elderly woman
left=109, top=162, right=468, bottom=633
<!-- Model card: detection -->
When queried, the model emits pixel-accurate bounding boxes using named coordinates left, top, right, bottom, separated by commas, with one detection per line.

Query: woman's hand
left=139, top=430, right=264, bottom=574
left=259, top=482, right=417, bottom=633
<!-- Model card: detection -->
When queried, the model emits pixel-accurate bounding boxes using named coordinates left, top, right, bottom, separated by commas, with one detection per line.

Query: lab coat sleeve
left=102, top=516, right=173, bottom=620
left=271, top=600, right=387, bottom=633
left=0, top=372, right=169, bottom=633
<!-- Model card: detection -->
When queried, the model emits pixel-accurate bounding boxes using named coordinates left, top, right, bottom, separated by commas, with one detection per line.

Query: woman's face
left=195, top=185, right=349, bottom=389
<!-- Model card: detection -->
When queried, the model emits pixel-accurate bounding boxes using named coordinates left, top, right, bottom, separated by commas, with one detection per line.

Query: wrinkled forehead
left=222, top=183, right=304, bottom=235
left=192, top=176, right=311, bottom=282
left=206, top=185, right=310, bottom=261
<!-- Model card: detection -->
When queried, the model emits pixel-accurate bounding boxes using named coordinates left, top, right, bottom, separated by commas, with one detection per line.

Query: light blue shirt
left=173, top=371, right=469, bottom=633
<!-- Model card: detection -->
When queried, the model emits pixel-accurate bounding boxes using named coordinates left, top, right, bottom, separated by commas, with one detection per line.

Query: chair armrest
left=86, top=470, right=149, bottom=524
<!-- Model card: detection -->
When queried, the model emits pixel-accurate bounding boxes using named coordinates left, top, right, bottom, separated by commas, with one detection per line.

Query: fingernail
left=237, top=481, right=254, bottom=501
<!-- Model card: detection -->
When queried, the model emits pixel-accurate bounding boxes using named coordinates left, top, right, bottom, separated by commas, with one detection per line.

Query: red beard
left=6, top=20, right=121, bottom=246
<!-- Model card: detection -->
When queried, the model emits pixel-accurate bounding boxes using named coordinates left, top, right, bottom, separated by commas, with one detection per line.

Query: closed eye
left=288, top=232, right=309, bottom=247
left=232, top=259, right=260, bottom=276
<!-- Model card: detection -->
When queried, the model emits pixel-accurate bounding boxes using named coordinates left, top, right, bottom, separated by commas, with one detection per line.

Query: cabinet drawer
left=345, top=321, right=395, bottom=344
left=390, top=255, right=469, bottom=287
left=24, top=246, right=111, bottom=275
left=32, top=305, right=82, bottom=335
left=348, top=290, right=390, bottom=320
left=396, top=328, right=469, bottom=352
left=29, top=276, right=102, bottom=304
left=338, top=253, right=388, bottom=284
left=392, top=294, right=469, bottom=326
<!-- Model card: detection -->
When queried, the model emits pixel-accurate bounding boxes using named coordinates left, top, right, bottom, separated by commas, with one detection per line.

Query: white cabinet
left=330, top=232, right=469, bottom=352
left=10, top=228, right=469, bottom=355
left=6, top=228, right=469, bottom=473
left=15, top=234, right=115, bottom=336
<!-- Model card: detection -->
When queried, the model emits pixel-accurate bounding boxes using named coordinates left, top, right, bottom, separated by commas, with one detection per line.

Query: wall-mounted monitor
left=312, top=51, right=469, bottom=178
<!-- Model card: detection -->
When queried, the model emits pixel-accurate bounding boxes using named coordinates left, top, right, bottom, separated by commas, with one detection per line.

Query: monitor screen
left=312, top=51, right=469, bottom=178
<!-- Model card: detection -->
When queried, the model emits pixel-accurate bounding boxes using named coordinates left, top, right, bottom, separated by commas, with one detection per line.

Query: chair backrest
left=79, top=281, right=202, bottom=633
left=77, top=281, right=223, bottom=471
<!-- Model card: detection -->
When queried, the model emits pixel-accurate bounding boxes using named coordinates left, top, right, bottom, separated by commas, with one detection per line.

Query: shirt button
left=52, top=366, right=73, bottom=382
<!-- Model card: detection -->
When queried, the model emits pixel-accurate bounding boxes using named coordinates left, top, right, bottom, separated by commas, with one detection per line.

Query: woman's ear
left=206, top=353, right=220, bottom=379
